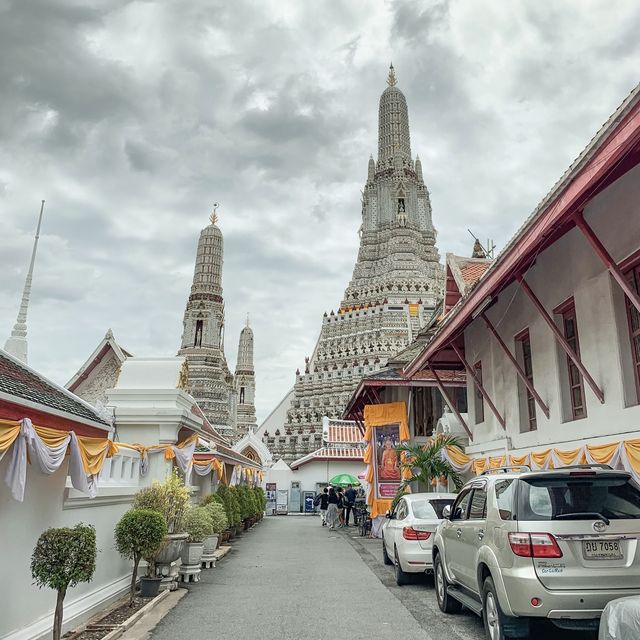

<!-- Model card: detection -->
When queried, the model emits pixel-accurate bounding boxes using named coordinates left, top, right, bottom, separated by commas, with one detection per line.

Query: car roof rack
left=554, top=464, right=614, bottom=471
left=481, top=465, right=531, bottom=475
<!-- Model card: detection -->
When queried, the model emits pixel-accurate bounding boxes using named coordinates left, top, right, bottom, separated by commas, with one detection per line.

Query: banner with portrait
left=363, top=401, right=411, bottom=519
left=373, top=423, right=402, bottom=499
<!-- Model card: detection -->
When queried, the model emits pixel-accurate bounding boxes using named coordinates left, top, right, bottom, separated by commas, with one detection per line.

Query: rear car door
left=387, top=500, right=408, bottom=555
left=442, top=488, right=472, bottom=581
left=456, top=483, right=488, bottom=591
left=517, top=472, right=640, bottom=590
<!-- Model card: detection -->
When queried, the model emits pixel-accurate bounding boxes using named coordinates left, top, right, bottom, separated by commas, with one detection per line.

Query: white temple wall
left=464, top=164, right=640, bottom=458
left=0, top=449, right=140, bottom=640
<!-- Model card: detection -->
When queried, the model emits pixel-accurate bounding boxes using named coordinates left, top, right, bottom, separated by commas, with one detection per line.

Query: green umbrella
left=328, top=473, right=361, bottom=487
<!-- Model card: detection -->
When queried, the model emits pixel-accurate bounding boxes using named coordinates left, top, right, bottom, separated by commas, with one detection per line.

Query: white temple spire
left=5, top=200, right=45, bottom=363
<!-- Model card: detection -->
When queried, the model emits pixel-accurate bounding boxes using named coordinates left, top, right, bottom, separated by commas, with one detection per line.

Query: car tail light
left=403, top=527, right=431, bottom=541
left=508, top=532, right=563, bottom=558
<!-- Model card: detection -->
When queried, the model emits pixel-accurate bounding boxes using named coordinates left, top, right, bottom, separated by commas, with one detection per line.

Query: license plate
left=582, top=539, right=623, bottom=560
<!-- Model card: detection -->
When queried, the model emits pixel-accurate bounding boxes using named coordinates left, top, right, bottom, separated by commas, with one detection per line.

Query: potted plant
left=200, top=496, right=228, bottom=555
left=179, top=506, right=213, bottom=581
left=236, top=486, right=252, bottom=529
left=114, top=509, right=167, bottom=602
left=133, top=471, right=191, bottom=589
left=31, top=524, right=97, bottom=640
left=217, top=485, right=241, bottom=538
left=396, top=435, right=464, bottom=494
left=229, top=486, right=245, bottom=532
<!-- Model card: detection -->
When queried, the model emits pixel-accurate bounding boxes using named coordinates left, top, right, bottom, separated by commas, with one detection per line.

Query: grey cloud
left=1, top=0, right=639, bottom=420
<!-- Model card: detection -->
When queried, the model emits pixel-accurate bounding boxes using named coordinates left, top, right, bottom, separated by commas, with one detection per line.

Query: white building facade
left=405, top=84, right=640, bottom=469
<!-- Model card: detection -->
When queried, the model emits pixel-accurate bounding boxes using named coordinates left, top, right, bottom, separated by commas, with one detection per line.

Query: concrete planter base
left=179, top=542, right=204, bottom=583
left=155, top=533, right=188, bottom=592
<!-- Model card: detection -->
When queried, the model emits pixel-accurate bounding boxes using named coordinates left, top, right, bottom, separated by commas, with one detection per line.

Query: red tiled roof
left=459, top=261, right=492, bottom=286
left=0, top=350, right=109, bottom=427
left=412, top=370, right=467, bottom=383
left=326, top=424, right=362, bottom=444
left=290, top=446, right=364, bottom=470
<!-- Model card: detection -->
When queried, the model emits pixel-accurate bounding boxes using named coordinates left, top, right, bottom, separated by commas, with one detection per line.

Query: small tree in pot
left=31, top=524, right=97, bottom=640
left=200, top=496, right=228, bottom=552
left=180, top=506, right=213, bottom=579
left=133, top=471, right=191, bottom=588
left=115, top=509, right=167, bottom=604
left=227, top=486, right=243, bottom=531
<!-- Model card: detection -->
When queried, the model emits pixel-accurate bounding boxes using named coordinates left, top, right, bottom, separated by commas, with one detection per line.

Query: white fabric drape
left=4, top=419, right=101, bottom=502
left=193, top=462, right=213, bottom=477
left=5, top=419, right=30, bottom=501
left=139, top=451, right=149, bottom=476
left=171, top=438, right=197, bottom=484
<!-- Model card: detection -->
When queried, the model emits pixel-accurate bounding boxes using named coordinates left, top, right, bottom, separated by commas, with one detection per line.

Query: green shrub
left=203, top=501, right=228, bottom=534
left=236, top=485, right=253, bottom=520
left=227, top=486, right=243, bottom=526
left=134, top=470, right=190, bottom=533
left=115, top=509, right=167, bottom=605
left=31, top=524, right=97, bottom=640
left=183, top=506, right=213, bottom=543
left=217, top=485, right=241, bottom=527
left=253, top=487, right=266, bottom=512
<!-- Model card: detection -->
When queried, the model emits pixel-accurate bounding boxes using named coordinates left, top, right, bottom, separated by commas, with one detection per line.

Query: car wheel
left=382, top=537, right=393, bottom=565
left=482, top=577, right=529, bottom=640
left=434, top=554, right=462, bottom=614
left=394, top=548, right=410, bottom=586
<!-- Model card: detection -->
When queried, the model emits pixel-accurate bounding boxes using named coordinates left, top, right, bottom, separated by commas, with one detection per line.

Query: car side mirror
left=442, top=504, right=452, bottom=519
left=385, top=510, right=393, bottom=519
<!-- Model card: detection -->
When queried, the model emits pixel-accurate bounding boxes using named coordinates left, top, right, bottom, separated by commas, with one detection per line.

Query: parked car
left=432, top=465, right=640, bottom=640
left=382, top=492, right=457, bottom=585
left=599, top=595, right=640, bottom=640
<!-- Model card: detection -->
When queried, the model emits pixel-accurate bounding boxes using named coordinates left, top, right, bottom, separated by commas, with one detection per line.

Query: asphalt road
left=150, top=516, right=598, bottom=640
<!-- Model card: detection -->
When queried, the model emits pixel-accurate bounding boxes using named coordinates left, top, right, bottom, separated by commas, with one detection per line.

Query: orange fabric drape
left=0, top=421, right=21, bottom=453
left=587, top=442, right=620, bottom=464
left=75, top=435, right=117, bottom=475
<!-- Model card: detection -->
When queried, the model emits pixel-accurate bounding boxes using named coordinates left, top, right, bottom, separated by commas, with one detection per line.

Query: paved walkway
left=151, top=516, right=437, bottom=640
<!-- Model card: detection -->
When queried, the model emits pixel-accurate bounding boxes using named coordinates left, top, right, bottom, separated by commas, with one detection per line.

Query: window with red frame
left=559, top=302, right=586, bottom=419
left=474, top=361, right=484, bottom=424
left=625, top=264, right=640, bottom=403
left=516, top=331, right=537, bottom=431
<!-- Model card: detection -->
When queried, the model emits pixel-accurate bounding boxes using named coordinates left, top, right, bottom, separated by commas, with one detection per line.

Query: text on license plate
left=582, top=540, right=623, bottom=560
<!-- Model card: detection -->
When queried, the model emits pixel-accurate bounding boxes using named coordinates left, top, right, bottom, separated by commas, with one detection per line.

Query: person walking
left=336, top=487, right=345, bottom=528
left=317, top=487, right=329, bottom=526
left=344, top=484, right=357, bottom=526
left=326, top=487, right=339, bottom=529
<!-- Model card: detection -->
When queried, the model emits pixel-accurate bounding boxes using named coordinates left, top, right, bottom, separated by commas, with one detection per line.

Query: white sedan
left=382, top=492, right=457, bottom=586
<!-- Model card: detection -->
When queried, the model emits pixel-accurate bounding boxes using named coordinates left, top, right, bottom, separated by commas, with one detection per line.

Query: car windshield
left=518, top=475, right=640, bottom=521
left=412, top=499, right=454, bottom=519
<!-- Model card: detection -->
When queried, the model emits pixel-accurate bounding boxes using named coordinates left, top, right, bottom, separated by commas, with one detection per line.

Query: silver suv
left=432, top=465, right=640, bottom=639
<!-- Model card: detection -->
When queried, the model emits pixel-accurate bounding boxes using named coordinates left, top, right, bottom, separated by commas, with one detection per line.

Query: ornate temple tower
left=233, top=316, right=257, bottom=440
left=178, top=210, right=234, bottom=435
left=265, top=65, right=444, bottom=462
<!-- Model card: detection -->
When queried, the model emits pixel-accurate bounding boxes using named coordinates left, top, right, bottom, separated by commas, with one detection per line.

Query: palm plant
left=396, top=435, right=464, bottom=494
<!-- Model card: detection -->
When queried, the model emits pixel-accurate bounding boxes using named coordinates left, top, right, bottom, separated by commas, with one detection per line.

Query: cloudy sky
left=1, top=0, right=638, bottom=422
